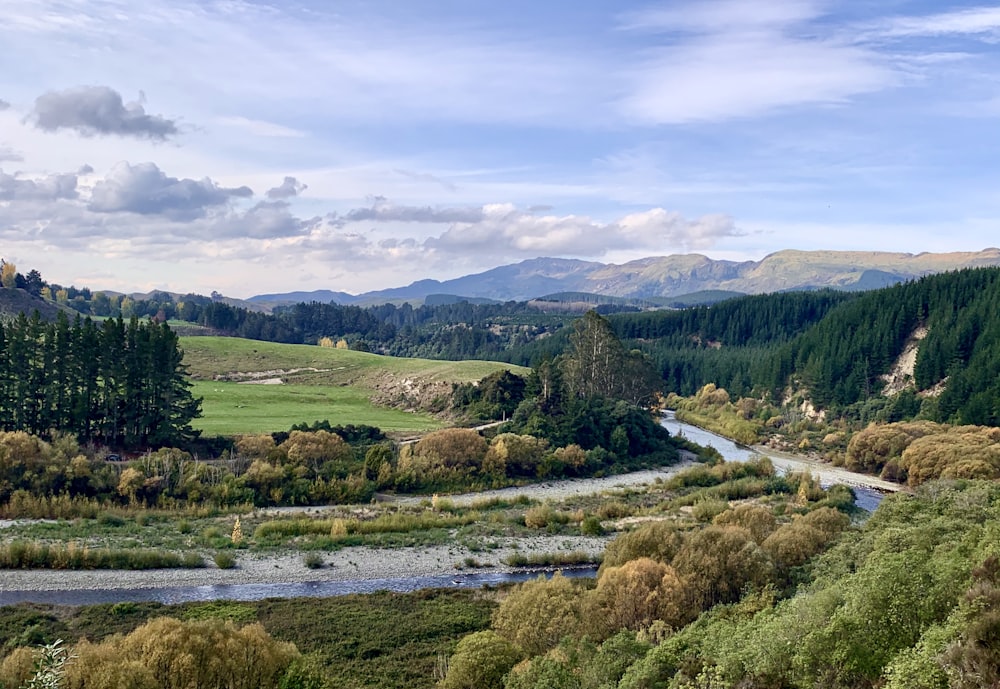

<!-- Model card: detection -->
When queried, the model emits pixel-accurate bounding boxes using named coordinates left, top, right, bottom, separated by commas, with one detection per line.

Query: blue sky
left=2, top=0, right=1000, bottom=297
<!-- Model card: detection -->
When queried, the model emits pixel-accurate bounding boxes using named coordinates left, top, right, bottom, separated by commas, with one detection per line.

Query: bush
left=303, top=553, right=324, bottom=569
left=691, top=498, right=729, bottom=522
left=0, top=542, right=203, bottom=570
left=440, top=630, right=520, bottom=689
left=524, top=505, right=570, bottom=529
left=213, top=552, right=237, bottom=569
left=493, top=572, right=586, bottom=656
left=581, top=515, right=605, bottom=536
left=596, top=501, right=633, bottom=520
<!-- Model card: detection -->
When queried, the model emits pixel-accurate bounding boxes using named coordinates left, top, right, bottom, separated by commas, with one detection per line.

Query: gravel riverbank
left=1, top=419, right=906, bottom=596
left=0, top=535, right=607, bottom=594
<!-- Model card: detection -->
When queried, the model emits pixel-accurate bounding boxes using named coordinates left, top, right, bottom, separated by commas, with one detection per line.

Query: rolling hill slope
left=181, top=336, right=528, bottom=434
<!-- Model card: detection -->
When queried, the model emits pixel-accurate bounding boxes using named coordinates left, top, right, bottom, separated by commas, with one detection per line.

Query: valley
left=1, top=262, right=1000, bottom=689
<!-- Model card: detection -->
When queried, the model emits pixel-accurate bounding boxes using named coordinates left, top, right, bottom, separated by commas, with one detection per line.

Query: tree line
left=0, top=312, right=201, bottom=450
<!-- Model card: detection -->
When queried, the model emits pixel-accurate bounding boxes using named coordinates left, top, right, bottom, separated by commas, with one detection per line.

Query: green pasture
left=180, top=336, right=527, bottom=385
left=190, top=381, right=443, bottom=435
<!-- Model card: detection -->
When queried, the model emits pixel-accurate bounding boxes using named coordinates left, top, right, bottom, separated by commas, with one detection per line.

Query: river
left=0, top=414, right=899, bottom=606
left=659, top=412, right=901, bottom=512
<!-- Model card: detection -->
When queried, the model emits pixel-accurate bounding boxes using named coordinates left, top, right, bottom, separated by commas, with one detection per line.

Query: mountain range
left=248, top=248, right=1000, bottom=307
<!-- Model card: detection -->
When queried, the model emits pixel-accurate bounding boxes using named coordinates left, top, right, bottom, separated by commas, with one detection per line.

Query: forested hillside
left=609, top=268, right=1000, bottom=425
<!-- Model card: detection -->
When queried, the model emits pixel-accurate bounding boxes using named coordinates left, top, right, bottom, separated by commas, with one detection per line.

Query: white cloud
left=424, top=203, right=740, bottom=257
left=875, top=6, right=1000, bottom=39
left=217, top=116, right=306, bottom=139
left=619, top=1, right=894, bottom=124
left=0, top=146, right=23, bottom=162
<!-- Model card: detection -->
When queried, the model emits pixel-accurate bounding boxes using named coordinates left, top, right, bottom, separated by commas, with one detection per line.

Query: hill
left=605, top=267, right=1000, bottom=426
left=0, top=288, right=71, bottom=322
left=180, top=336, right=528, bottom=434
left=249, top=249, right=1000, bottom=304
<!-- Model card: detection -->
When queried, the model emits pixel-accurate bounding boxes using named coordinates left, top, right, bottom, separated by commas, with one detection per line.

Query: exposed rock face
left=881, top=326, right=928, bottom=396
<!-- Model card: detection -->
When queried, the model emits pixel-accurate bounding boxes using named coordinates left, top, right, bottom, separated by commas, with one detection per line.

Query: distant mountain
left=250, top=249, right=1000, bottom=305
left=248, top=289, right=359, bottom=308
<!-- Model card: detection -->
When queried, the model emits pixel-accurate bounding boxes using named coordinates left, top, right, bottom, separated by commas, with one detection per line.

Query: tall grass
left=253, top=511, right=480, bottom=541
left=0, top=492, right=108, bottom=520
left=0, top=541, right=204, bottom=569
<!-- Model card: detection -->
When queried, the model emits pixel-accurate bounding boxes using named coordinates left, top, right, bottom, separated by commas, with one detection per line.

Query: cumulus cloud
left=0, top=168, right=78, bottom=201
left=31, top=86, right=178, bottom=140
left=77, top=164, right=95, bottom=175
left=266, top=176, right=307, bottom=200
left=210, top=200, right=311, bottom=239
left=87, top=161, right=252, bottom=220
left=0, top=99, right=9, bottom=111
left=331, top=197, right=485, bottom=227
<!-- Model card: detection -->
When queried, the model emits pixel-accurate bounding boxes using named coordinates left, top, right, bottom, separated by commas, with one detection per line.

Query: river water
left=1, top=415, right=892, bottom=606
left=660, top=413, right=889, bottom=512
left=0, top=567, right=597, bottom=607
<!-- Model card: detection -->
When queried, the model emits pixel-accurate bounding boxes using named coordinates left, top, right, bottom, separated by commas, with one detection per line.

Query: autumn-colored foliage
left=61, top=617, right=298, bottom=689
left=492, top=572, right=586, bottom=656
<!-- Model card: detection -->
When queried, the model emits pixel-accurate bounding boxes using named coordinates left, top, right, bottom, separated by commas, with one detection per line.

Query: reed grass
left=0, top=541, right=205, bottom=570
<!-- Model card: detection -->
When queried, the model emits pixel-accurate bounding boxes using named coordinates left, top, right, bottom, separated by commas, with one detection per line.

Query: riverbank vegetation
left=0, top=461, right=860, bottom=687
left=437, top=478, right=1000, bottom=689
left=0, top=589, right=494, bottom=689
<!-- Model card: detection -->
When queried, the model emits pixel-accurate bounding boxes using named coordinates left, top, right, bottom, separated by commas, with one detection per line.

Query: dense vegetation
left=0, top=312, right=200, bottom=449
left=612, top=269, right=1000, bottom=426
left=0, top=461, right=858, bottom=689
left=0, top=589, right=493, bottom=689
left=439, top=477, right=1000, bottom=689
left=13, top=260, right=1000, bottom=430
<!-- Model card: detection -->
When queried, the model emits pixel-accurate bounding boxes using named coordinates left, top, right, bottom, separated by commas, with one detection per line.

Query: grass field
left=191, top=381, right=443, bottom=435
left=180, top=336, right=526, bottom=385
left=181, top=337, right=528, bottom=435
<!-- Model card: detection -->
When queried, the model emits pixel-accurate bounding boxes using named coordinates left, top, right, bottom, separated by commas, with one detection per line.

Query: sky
left=3, top=0, right=1000, bottom=298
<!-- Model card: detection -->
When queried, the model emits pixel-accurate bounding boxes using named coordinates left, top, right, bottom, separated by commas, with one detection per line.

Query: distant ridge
left=249, top=249, right=1000, bottom=306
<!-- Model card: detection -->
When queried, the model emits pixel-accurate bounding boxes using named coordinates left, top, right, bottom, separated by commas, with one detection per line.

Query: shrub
left=596, top=501, right=633, bottom=520
left=601, top=521, right=685, bottom=571
left=581, top=515, right=605, bottom=536
left=303, top=553, right=324, bottom=569
left=524, top=505, right=570, bottom=529
left=64, top=617, right=298, bottom=689
left=441, top=630, right=521, bottom=689
left=493, top=572, right=586, bottom=656
left=691, top=498, right=729, bottom=522
left=213, top=552, right=237, bottom=569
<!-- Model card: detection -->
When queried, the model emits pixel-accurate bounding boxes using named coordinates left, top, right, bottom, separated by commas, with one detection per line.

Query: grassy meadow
left=180, top=336, right=526, bottom=385
left=180, top=336, right=528, bottom=435
left=191, top=381, right=443, bottom=435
